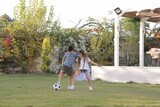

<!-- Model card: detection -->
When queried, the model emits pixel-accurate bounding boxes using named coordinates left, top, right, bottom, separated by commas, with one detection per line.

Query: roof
left=122, top=7, right=160, bottom=22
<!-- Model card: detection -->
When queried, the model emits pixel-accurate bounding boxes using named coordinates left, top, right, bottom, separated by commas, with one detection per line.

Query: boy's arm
left=62, top=53, right=66, bottom=65
left=61, top=56, right=65, bottom=65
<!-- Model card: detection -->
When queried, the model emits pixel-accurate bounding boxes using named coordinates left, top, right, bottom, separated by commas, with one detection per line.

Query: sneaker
left=70, top=85, right=75, bottom=90
left=67, top=86, right=71, bottom=90
left=89, top=86, right=93, bottom=91
left=56, top=81, right=61, bottom=84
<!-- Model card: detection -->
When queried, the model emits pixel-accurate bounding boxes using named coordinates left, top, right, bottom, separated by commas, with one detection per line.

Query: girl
left=70, top=49, right=99, bottom=91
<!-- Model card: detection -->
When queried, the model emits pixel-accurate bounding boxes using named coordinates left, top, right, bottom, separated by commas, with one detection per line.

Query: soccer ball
left=53, top=83, right=61, bottom=91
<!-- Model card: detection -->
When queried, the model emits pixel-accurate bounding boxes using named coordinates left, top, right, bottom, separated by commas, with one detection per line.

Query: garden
left=1, top=0, right=160, bottom=106
left=0, top=0, right=159, bottom=74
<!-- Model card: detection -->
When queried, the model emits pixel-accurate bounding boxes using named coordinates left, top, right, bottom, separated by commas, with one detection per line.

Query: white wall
left=91, top=66, right=160, bottom=84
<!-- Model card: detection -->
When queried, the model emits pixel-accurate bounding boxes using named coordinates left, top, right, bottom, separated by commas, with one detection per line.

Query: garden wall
left=92, top=66, right=160, bottom=84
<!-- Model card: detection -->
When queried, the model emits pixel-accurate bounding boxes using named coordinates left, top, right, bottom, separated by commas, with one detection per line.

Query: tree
left=0, top=14, right=13, bottom=28
left=80, top=17, right=114, bottom=65
left=41, top=36, right=51, bottom=73
left=4, top=0, right=54, bottom=72
left=119, top=18, right=140, bottom=66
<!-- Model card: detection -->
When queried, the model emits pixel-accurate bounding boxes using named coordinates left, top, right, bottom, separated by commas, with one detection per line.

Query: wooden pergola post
left=114, top=11, right=125, bottom=67
left=114, top=15, right=120, bottom=66
left=139, top=18, right=149, bottom=67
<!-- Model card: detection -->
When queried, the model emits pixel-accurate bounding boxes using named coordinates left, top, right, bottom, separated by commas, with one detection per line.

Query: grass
left=0, top=74, right=160, bottom=107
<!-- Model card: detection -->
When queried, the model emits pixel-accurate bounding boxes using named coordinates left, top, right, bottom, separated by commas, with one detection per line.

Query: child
left=56, top=46, right=78, bottom=90
left=70, top=49, right=99, bottom=91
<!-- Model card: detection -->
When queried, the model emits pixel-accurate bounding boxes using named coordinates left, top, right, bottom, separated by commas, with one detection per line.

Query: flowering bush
left=145, top=33, right=160, bottom=52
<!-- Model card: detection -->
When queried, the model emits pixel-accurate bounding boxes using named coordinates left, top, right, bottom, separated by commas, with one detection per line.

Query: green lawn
left=0, top=74, right=160, bottom=107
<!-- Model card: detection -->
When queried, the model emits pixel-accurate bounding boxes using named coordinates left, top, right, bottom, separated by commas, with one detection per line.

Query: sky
left=0, top=0, right=160, bottom=28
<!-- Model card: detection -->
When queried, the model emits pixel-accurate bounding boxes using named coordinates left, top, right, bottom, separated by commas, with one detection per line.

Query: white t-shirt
left=79, top=57, right=91, bottom=70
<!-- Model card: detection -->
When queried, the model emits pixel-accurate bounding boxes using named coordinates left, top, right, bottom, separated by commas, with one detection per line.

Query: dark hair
left=78, top=49, right=87, bottom=58
left=77, top=49, right=89, bottom=66
left=68, top=46, right=74, bottom=52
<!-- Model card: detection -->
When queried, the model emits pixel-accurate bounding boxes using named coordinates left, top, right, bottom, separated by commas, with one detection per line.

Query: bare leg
left=72, top=70, right=81, bottom=85
left=85, top=71, right=91, bottom=86
left=58, top=70, right=63, bottom=83
left=68, top=76, right=72, bottom=86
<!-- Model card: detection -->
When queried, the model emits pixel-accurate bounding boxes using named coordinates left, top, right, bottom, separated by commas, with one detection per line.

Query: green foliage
left=120, top=18, right=140, bottom=66
left=41, top=37, right=51, bottom=73
left=0, top=14, right=13, bottom=28
left=49, top=24, right=86, bottom=61
left=3, top=0, right=54, bottom=72
left=81, top=18, right=114, bottom=65
left=49, top=17, right=115, bottom=66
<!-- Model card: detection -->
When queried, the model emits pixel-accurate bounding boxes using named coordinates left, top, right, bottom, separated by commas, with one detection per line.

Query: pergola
left=92, top=7, right=160, bottom=84
left=114, top=7, right=160, bottom=67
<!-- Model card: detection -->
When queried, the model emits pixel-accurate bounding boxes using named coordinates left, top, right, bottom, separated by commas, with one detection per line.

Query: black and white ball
left=53, top=83, right=61, bottom=91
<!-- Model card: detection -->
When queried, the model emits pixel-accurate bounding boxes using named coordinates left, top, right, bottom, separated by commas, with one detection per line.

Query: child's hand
left=95, top=63, right=100, bottom=67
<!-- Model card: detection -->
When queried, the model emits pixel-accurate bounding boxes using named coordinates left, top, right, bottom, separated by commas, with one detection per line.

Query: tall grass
left=0, top=74, right=160, bottom=107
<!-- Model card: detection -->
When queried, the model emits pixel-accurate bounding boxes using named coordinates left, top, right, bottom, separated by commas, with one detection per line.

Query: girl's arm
left=87, top=57, right=99, bottom=66
left=86, top=57, right=100, bottom=66
left=89, top=60, right=99, bottom=66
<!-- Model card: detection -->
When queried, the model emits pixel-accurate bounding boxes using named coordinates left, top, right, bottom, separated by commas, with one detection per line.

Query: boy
left=57, top=46, right=78, bottom=90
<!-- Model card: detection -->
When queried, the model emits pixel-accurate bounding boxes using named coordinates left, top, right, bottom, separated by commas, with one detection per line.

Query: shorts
left=61, top=65, right=73, bottom=76
left=80, top=69, right=88, bottom=73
